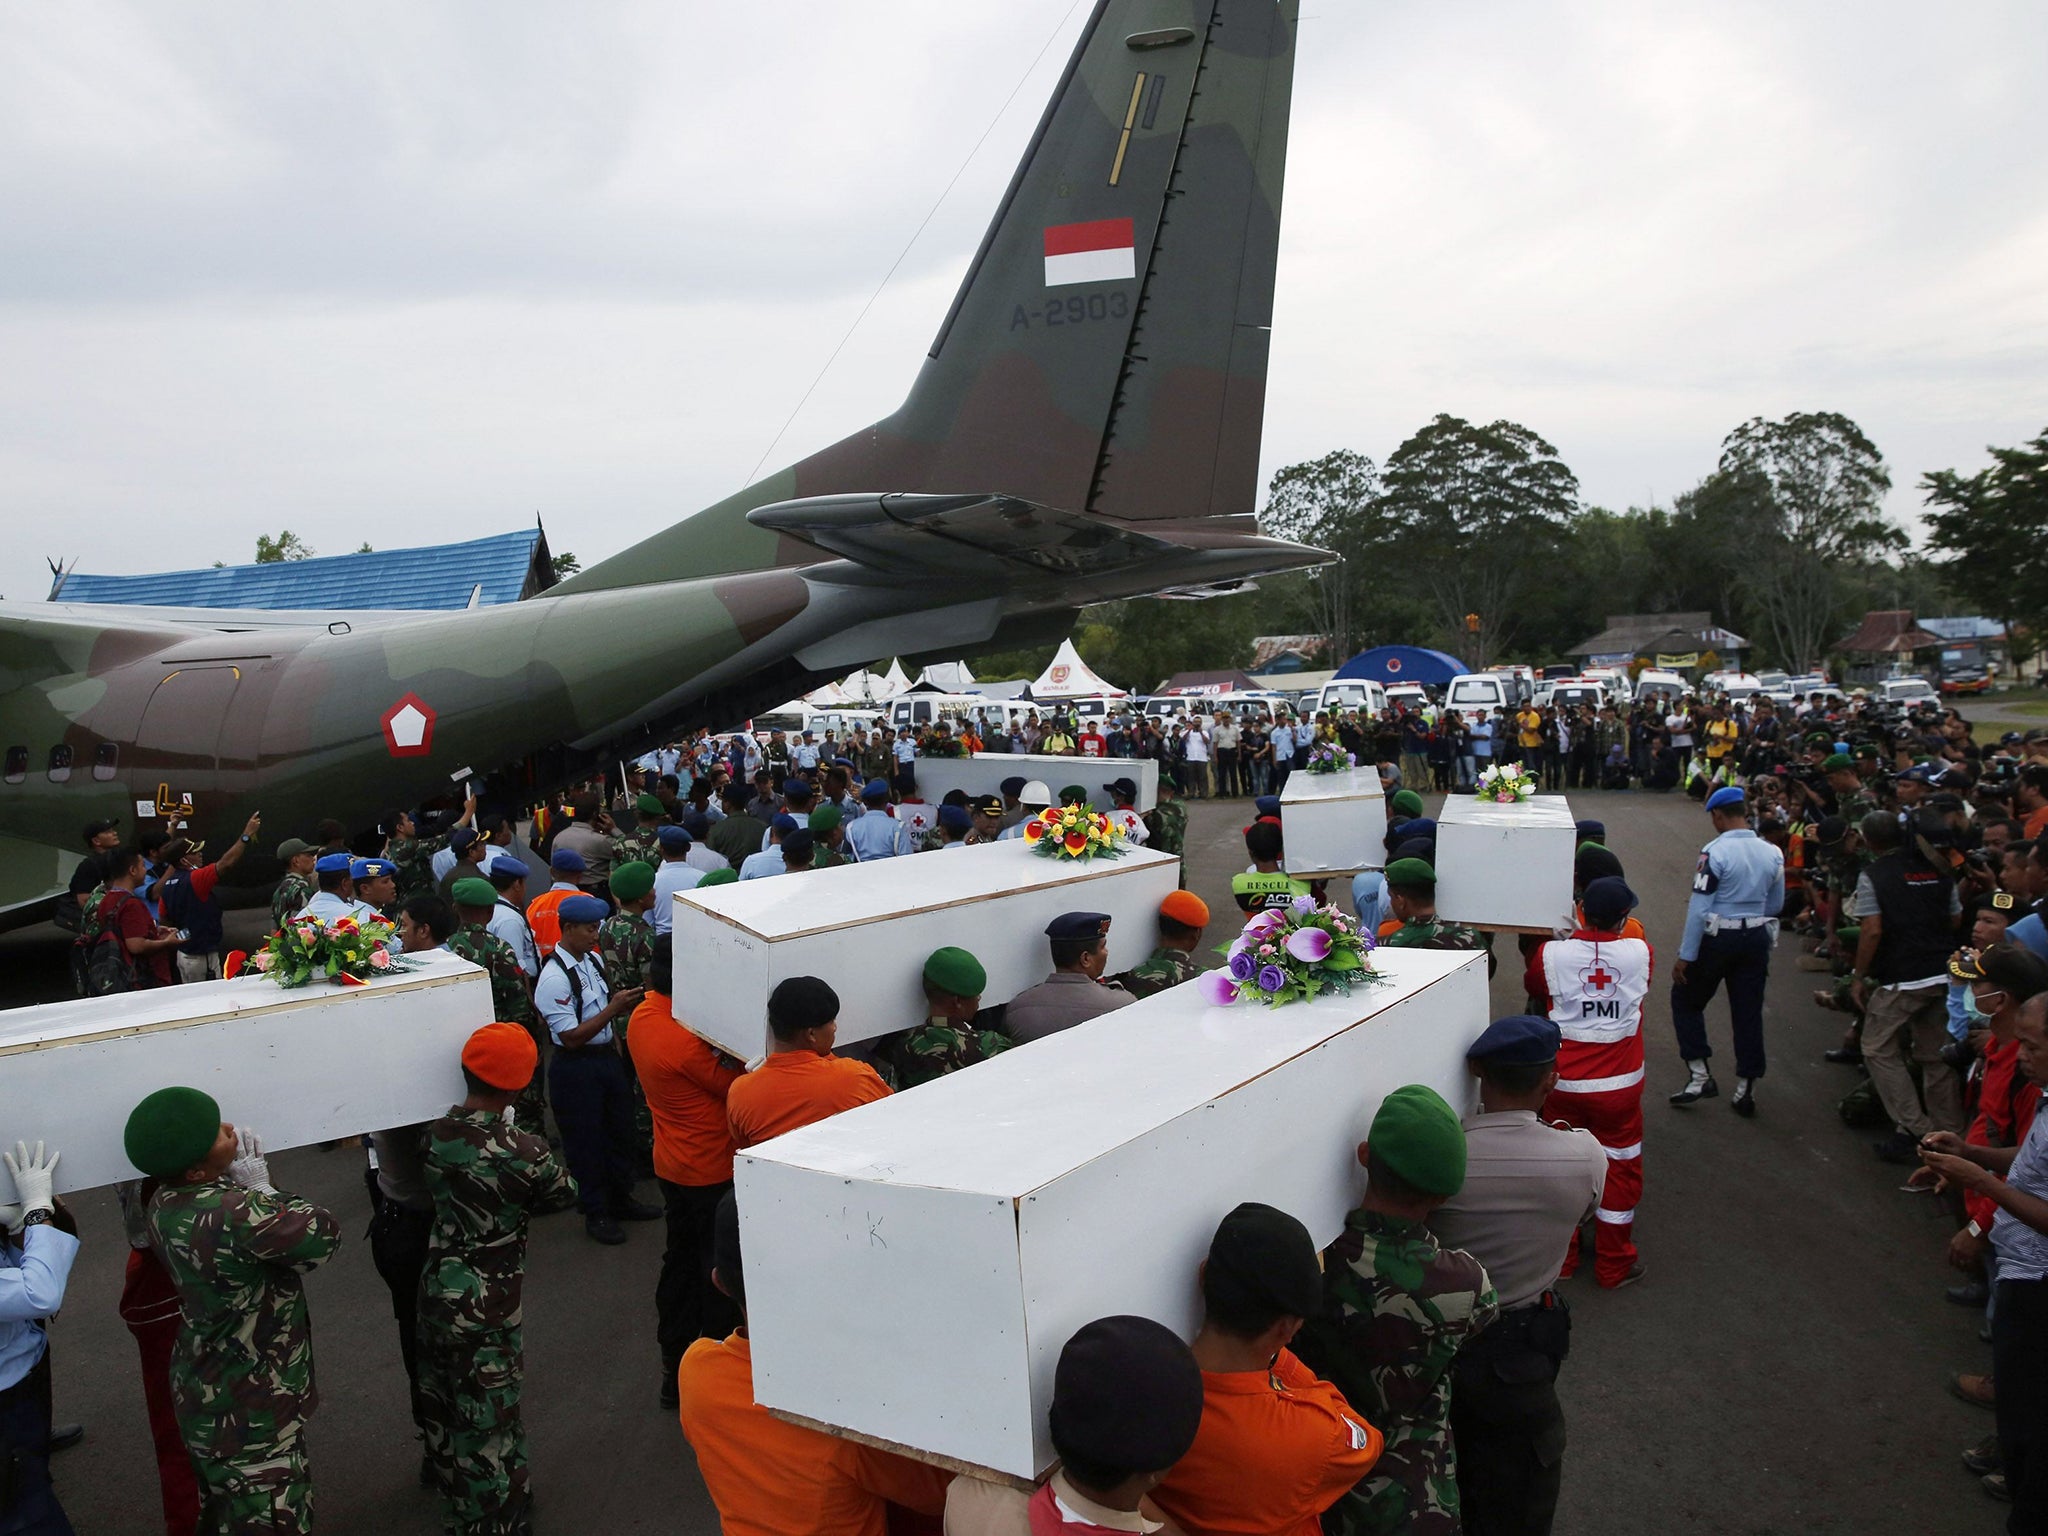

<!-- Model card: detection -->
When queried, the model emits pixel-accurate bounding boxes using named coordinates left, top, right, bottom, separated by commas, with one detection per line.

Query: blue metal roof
left=52, top=528, right=545, bottom=611
left=1334, top=645, right=1469, bottom=686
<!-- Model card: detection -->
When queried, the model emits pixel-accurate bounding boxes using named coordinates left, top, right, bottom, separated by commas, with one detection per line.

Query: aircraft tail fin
left=556, top=0, right=1298, bottom=596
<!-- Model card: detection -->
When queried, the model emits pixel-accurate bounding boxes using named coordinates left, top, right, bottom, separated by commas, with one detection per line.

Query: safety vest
left=1540, top=934, right=1650, bottom=1093
left=525, top=889, right=573, bottom=960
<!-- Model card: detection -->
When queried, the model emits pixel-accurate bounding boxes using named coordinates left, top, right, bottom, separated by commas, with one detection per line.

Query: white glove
left=501, top=1104, right=517, bottom=1128
left=0, top=1205, right=22, bottom=1233
left=4, top=1142, right=58, bottom=1219
left=228, top=1127, right=274, bottom=1194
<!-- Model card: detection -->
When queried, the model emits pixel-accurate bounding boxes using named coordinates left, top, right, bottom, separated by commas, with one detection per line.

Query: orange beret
left=1160, top=891, right=1210, bottom=928
left=462, top=1022, right=539, bottom=1092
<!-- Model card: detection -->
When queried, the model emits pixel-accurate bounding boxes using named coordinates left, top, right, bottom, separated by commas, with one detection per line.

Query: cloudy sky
left=3, top=1, right=2044, bottom=602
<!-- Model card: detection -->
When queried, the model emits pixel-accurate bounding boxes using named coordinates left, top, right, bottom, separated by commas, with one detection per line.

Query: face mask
left=1963, top=991, right=1991, bottom=1027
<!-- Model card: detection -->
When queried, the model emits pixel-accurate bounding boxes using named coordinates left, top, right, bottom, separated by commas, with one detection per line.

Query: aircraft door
left=136, top=666, right=242, bottom=793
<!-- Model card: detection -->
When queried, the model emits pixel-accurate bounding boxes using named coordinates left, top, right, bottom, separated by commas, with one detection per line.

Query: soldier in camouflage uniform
left=874, top=947, right=1013, bottom=1089
left=610, top=794, right=667, bottom=869
left=806, top=805, right=850, bottom=868
left=1379, top=858, right=1494, bottom=976
left=1119, top=891, right=1210, bottom=998
left=450, top=880, right=550, bottom=1139
left=418, top=1024, right=577, bottom=1536
left=1294, top=1085, right=1498, bottom=1536
left=125, top=1086, right=343, bottom=1536
left=269, top=838, right=319, bottom=931
left=1143, top=770, right=1189, bottom=886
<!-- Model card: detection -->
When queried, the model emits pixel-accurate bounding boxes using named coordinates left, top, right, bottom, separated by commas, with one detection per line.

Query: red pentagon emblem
left=380, top=693, right=436, bottom=758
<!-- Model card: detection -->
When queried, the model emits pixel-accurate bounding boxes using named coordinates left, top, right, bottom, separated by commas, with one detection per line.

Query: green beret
left=451, top=877, right=499, bottom=908
left=1383, top=856, right=1436, bottom=889
left=124, top=1087, right=221, bottom=1179
left=1368, top=1084, right=1467, bottom=1197
left=609, top=861, right=656, bottom=902
left=1058, top=785, right=1089, bottom=805
left=696, top=868, right=738, bottom=888
left=808, top=805, right=843, bottom=834
left=1822, top=753, right=1855, bottom=773
left=923, top=946, right=988, bottom=999
left=636, top=793, right=664, bottom=817
left=1391, top=789, right=1425, bottom=819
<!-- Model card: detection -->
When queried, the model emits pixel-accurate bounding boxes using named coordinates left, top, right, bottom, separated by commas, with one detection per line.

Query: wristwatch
left=20, top=1210, right=51, bottom=1229
left=240, top=834, right=252, bottom=844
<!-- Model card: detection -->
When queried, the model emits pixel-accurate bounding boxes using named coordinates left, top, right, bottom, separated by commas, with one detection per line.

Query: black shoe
left=1985, top=1472, right=2011, bottom=1502
left=1948, top=1280, right=1990, bottom=1308
left=1730, top=1081, right=1757, bottom=1117
left=614, top=1198, right=663, bottom=1222
left=1669, top=1076, right=1719, bottom=1106
left=660, top=1369, right=681, bottom=1411
left=1823, top=1046, right=1864, bottom=1065
left=1873, top=1130, right=1920, bottom=1166
left=46, top=1424, right=82, bottom=1454
left=585, top=1214, right=627, bottom=1246
left=535, top=1189, right=579, bottom=1216
left=1964, top=1434, right=2001, bottom=1476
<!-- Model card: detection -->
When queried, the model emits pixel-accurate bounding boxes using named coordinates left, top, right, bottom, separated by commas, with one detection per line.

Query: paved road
left=1, top=789, right=2001, bottom=1533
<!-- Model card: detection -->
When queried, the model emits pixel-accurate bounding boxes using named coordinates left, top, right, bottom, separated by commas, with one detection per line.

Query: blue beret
left=1897, top=765, right=1937, bottom=784
left=314, top=852, right=352, bottom=874
left=1046, top=911, right=1111, bottom=940
left=681, top=811, right=712, bottom=836
left=770, top=813, right=800, bottom=833
left=550, top=847, right=587, bottom=873
left=832, top=756, right=854, bottom=768
left=782, top=778, right=811, bottom=797
left=1573, top=819, right=1605, bottom=841
left=1000, top=776, right=1027, bottom=796
left=489, top=855, right=528, bottom=879
left=657, top=824, right=691, bottom=850
left=1254, top=795, right=1282, bottom=818
left=862, top=778, right=891, bottom=802
left=1705, top=785, right=1746, bottom=811
left=1468, top=1014, right=1561, bottom=1065
left=558, top=894, right=609, bottom=925
left=1401, top=817, right=1437, bottom=837
left=350, top=857, right=394, bottom=880
left=938, top=803, right=972, bottom=831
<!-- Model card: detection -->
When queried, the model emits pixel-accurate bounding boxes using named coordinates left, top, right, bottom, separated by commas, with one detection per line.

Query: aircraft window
left=3, top=747, right=23, bottom=785
left=47, top=744, right=72, bottom=783
left=93, top=743, right=119, bottom=781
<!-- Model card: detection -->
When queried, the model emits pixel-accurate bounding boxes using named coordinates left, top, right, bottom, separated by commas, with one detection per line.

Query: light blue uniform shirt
left=846, top=812, right=911, bottom=861
left=1993, top=1105, right=2048, bottom=1282
left=738, top=847, right=787, bottom=881
left=535, top=948, right=613, bottom=1047
left=0, top=1225, right=80, bottom=1390
left=488, top=900, right=539, bottom=978
left=1678, top=827, right=1786, bottom=962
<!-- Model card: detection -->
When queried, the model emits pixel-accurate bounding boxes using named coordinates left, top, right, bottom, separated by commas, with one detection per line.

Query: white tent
left=880, top=658, right=913, bottom=695
left=1027, top=638, right=1127, bottom=699
left=804, top=679, right=851, bottom=706
left=834, top=666, right=900, bottom=704
left=914, top=660, right=977, bottom=693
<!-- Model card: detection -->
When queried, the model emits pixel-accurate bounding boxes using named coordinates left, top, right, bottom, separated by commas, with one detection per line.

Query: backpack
left=73, top=888, right=140, bottom=998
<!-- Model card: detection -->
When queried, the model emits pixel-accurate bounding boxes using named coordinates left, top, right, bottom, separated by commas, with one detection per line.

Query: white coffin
left=671, top=842, right=1181, bottom=1059
left=1434, top=793, right=1578, bottom=932
left=905, top=753, right=1158, bottom=813
left=0, top=954, right=492, bottom=1198
left=735, top=947, right=1487, bottom=1480
left=1279, top=765, right=1389, bottom=878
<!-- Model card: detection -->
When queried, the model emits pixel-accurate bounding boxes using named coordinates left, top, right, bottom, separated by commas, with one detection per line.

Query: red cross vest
left=1540, top=934, right=1650, bottom=1095
left=1027, top=1483, right=1149, bottom=1534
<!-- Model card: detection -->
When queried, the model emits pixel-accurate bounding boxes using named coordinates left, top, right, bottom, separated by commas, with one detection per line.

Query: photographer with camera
left=1853, top=809, right=1966, bottom=1164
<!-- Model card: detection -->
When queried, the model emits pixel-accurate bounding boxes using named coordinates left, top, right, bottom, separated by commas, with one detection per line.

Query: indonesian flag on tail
left=1044, top=218, right=1135, bottom=286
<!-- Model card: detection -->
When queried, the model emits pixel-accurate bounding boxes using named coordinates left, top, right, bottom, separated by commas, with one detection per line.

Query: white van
left=1581, top=666, right=1633, bottom=705
left=1385, top=684, right=1430, bottom=712
left=1313, top=679, right=1389, bottom=718
left=1445, top=672, right=1511, bottom=726
left=1880, top=676, right=1939, bottom=707
left=887, top=692, right=983, bottom=731
left=1547, top=680, right=1607, bottom=713
left=1633, top=669, right=1688, bottom=708
left=1143, top=695, right=1197, bottom=723
left=807, top=708, right=883, bottom=741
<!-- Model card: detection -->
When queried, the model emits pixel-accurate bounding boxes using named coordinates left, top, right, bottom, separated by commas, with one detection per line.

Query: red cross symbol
left=1581, top=962, right=1615, bottom=994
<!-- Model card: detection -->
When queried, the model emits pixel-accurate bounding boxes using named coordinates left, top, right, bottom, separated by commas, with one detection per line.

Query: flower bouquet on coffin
left=1304, top=743, right=1355, bottom=775
left=244, top=914, right=420, bottom=988
left=1198, top=898, right=1379, bottom=1008
left=1474, top=762, right=1536, bottom=803
left=1022, top=803, right=1128, bottom=862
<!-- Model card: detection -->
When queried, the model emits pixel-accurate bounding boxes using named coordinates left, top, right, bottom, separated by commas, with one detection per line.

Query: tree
left=1923, top=428, right=2048, bottom=671
left=253, top=530, right=315, bottom=563
left=550, top=552, right=582, bottom=579
left=1260, top=450, right=1379, bottom=662
left=1375, top=414, right=1581, bottom=667
left=1717, top=412, right=1900, bottom=671
left=355, top=541, right=373, bottom=554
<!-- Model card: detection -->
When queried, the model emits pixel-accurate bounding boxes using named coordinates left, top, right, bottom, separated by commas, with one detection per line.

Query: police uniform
left=485, top=858, right=539, bottom=978
left=535, top=896, right=644, bottom=1231
left=1670, top=785, right=1785, bottom=1110
left=1431, top=1017, right=1605, bottom=1536
left=298, top=853, right=382, bottom=927
left=845, top=784, right=913, bottom=861
left=1004, top=913, right=1134, bottom=1044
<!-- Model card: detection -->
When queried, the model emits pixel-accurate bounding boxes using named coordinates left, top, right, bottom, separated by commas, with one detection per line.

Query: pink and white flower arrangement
left=1198, top=896, right=1377, bottom=1009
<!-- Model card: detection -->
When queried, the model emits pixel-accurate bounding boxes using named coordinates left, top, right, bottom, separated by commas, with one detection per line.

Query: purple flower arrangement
left=1304, top=743, right=1355, bottom=774
left=1197, top=895, right=1377, bottom=1009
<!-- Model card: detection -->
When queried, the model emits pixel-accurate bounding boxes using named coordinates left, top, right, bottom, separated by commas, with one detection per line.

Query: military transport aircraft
left=0, top=0, right=1322, bottom=923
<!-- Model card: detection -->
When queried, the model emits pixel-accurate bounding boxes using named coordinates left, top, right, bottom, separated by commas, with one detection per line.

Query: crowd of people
left=18, top=679, right=2048, bottom=1533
